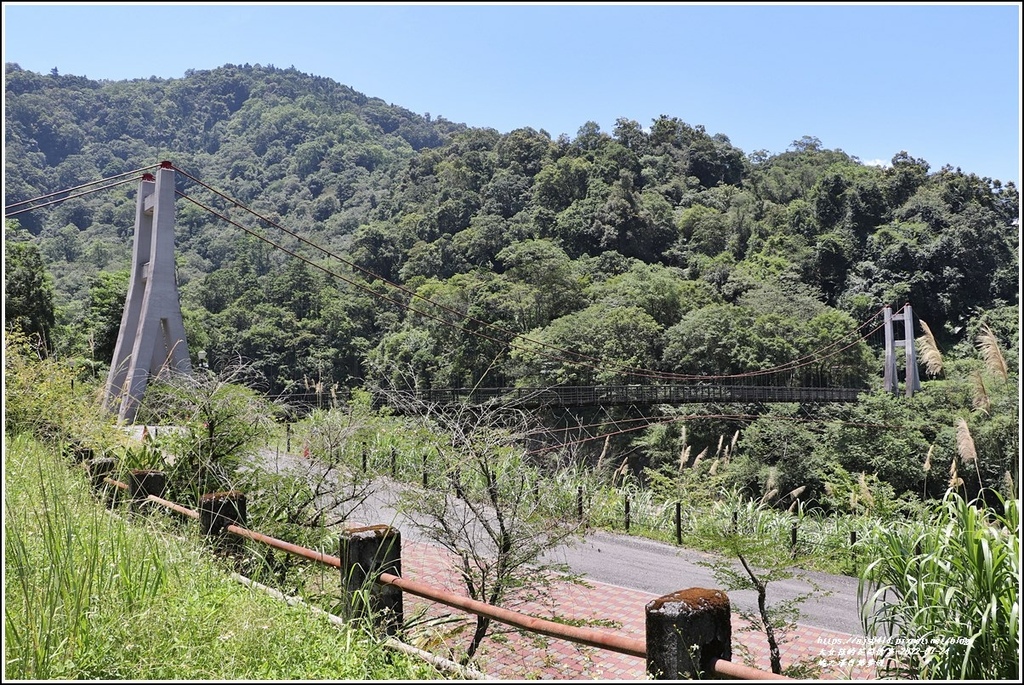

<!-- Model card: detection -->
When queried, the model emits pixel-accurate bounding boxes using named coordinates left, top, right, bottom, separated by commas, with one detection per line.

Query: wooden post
left=577, top=485, right=584, bottom=521
left=422, top=452, right=428, bottom=488
left=340, top=525, right=403, bottom=636
left=624, top=494, right=631, bottom=532
left=66, top=441, right=94, bottom=463
left=675, top=502, right=682, bottom=544
left=790, top=522, right=798, bottom=558
left=646, top=588, right=731, bottom=679
left=390, top=447, right=397, bottom=477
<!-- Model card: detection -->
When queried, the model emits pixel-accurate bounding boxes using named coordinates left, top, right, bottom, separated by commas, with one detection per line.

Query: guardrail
left=83, top=457, right=791, bottom=680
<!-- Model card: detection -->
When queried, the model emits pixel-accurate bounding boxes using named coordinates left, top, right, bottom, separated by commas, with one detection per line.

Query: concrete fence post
left=128, top=469, right=167, bottom=510
left=198, top=490, right=247, bottom=535
left=66, top=441, right=94, bottom=463
left=645, top=587, right=731, bottom=680
left=339, top=525, right=403, bottom=636
left=86, top=456, right=118, bottom=506
left=86, top=456, right=117, bottom=490
left=850, top=530, right=858, bottom=571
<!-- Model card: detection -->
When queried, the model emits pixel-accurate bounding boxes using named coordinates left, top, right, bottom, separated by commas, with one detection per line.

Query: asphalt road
left=342, top=474, right=866, bottom=636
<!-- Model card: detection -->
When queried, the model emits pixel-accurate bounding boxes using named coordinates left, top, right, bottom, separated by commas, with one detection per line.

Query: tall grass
left=3, top=434, right=440, bottom=680
left=858, top=489, right=1020, bottom=679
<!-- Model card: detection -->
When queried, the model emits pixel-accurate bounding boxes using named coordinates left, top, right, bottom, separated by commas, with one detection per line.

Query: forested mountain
left=4, top=62, right=1019, bottom=508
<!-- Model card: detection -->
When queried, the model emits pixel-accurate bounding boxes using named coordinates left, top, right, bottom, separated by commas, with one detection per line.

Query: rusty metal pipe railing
left=376, top=570, right=646, bottom=658
left=224, top=523, right=647, bottom=658
left=103, top=476, right=129, bottom=490
left=147, top=493, right=200, bottom=520
left=104, top=475, right=644, bottom=655
left=714, top=659, right=791, bottom=680
left=225, top=523, right=342, bottom=569
left=99, top=474, right=790, bottom=679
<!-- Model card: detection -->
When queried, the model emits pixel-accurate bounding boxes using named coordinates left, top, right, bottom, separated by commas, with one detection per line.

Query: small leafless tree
left=241, top=406, right=377, bottom=587
left=389, top=391, right=586, bottom=664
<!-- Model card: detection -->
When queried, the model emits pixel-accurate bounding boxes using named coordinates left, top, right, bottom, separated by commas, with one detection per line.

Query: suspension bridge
left=4, top=162, right=921, bottom=419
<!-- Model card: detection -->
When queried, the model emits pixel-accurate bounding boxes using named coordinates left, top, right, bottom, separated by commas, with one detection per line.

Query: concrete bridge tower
left=883, top=303, right=921, bottom=397
left=103, top=162, right=192, bottom=422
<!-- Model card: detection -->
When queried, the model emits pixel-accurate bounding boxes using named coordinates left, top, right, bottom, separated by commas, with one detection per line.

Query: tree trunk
left=463, top=615, right=491, bottom=664
left=758, top=584, right=783, bottom=674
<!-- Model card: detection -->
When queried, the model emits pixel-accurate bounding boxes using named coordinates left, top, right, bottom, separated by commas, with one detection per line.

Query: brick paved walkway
left=399, top=540, right=878, bottom=680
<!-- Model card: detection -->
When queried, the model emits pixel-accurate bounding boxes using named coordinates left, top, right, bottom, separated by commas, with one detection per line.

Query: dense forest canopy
left=4, top=62, right=1019, bottom=510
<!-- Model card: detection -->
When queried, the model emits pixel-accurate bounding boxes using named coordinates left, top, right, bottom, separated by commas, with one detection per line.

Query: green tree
left=662, top=303, right=761, bottom=375
left=4, top=221, right=57, bottom=350
left=728, top=407, right=824, bottom=504
left=86, top=269, right=129, bottom=364
left=818, top=393, right=930, bottom=499
left=586, top=261, right=716, bottom=328
left=495, top=239, right=585, bottom=327
left=508, top=302, right=662, bottom=386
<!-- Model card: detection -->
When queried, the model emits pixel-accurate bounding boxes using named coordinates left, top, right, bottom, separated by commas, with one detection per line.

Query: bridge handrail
left=372, top=383, right=865, bottom=409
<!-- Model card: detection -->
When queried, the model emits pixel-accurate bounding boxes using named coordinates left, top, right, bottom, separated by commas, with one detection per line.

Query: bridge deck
left=374, top=384, right=865, bottom=410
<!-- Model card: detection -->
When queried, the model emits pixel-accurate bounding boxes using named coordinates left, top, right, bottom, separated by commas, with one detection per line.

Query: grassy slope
left=3, top=432, right=439, bottom=680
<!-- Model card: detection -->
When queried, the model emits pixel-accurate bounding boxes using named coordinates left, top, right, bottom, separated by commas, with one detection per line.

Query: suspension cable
left=176, top=191, right=711, bottom=385
left=4, top=163, right=161, bottom=215
left=177, top=191, right=533, bottom=360
left=4, top=176, right=142, bottom=218
left=172, top=164, right=690, bottom=382
left=525, top=411, right=905, bottom=456
left=172, top=164, right=885, bottom=385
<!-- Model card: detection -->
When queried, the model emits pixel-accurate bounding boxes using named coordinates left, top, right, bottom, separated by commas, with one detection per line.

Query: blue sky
left=3, top=2, right=1021, bottom=185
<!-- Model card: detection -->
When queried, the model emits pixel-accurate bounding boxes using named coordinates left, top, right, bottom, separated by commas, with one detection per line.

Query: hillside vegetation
left=4, top=62, right=1019, bottom=511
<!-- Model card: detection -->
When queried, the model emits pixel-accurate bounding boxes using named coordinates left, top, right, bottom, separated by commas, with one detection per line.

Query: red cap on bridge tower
left=142, top=173, right=155, bottom=181
left=160, top=160, right=173, bottom=169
